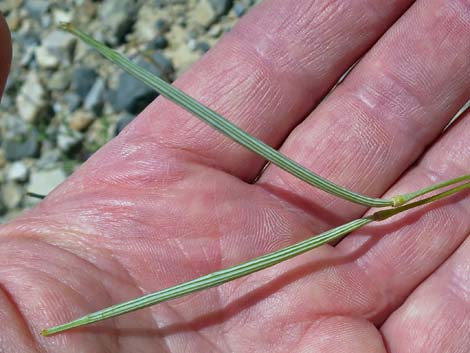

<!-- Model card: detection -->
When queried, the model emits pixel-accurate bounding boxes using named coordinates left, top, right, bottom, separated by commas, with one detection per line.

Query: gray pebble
left=24, top=0, right=50, bottom=21
left=4, top=132, right=40, bottom=161
left=71, top=66, right=98, bottom=99
left=148, top=35, right=169, bottom=50
left=209, top=0, right=234, bottom=16
left=57, top=131, right=83, bottom=154
left=27, top=168, right=67, bottom=197
left=36, top=149, right=61, bottom=170
left=99, top=0, right=139, bottom=45
left=83, top=78, right=106, bottom=114
left=63, top=92, right=82, bottom=112
left=234, top=3, right=246, bottom=17
left=109, top=52, right=174, bottom=114
left=197, top=41, right=211, bottom=53
left=155, top=19, right=170, bottom=33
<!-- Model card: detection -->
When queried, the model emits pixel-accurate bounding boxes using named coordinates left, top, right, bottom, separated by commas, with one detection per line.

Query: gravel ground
left=0, top=0, right=261, bottom=222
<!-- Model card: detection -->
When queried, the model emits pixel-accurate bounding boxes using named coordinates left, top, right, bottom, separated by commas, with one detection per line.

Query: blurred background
left=0, top=0, right=260, bottom=222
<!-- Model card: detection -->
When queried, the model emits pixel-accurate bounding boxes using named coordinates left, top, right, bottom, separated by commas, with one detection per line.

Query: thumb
left=0, top=14, right=12, bottom=99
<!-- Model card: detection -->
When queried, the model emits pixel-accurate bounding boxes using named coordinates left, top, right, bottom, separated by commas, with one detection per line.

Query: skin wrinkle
left=0, top=284, right=42, bottom=353
left=382, top=237, right=470, bottom=352
left=3, top=264, right=103, bottom=351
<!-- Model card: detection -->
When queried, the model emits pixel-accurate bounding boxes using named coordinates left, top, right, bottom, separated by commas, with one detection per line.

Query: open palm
left=1, top=0, right=469, bottom=352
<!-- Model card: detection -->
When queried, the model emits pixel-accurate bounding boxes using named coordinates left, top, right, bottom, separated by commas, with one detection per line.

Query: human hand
left=1, top=1, right=469, bottom=352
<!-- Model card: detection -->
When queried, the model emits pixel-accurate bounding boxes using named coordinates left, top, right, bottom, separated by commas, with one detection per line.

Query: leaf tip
left=58, top=22, right=73, bottom=32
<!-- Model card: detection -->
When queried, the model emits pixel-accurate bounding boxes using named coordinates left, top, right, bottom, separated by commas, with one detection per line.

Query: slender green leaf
left=59, top=23, right=394, bottom=208
left=42, top=217, right=373, bottom=336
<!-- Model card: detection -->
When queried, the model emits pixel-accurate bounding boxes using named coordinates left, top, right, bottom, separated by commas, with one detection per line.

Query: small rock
left=150, top=52, right=174, bottom=79
left=209, top=0, right=234, bottom=16
left=71, top=66, right=98, bottom=99
left=34, top=45, right=59, bottom=68
left=4, top=132, right=40, bottom=161
left=208, top=24, right=223, bottom=37
left=7, top=161, right=29, bottom=183
left=99, top=0, right=139, bottom=45
left=27, top=168, right=67, bottom=196
left=0, top=0, right=22, bottom=14
left=15, top=71, right=47, bottom=123
left=233, top=3, right=246, bottom=17
left=57, top=130, right=83, bottom=154
left=187, top=38, right=198, bottom=51
left=115, top=113, right=135, bottom=135
left=52, top=9, right=73, bottom=24
left=41, top=30, right=76, bottom=65
left=24, top=0, right=49, bottom=21
left=36, top=149, right=61, bottom=170
left=68, top=110, right=95, bottom=132
left=47, top=70, right=71, bottom=91
left=20, top=45, right=36, bottom=67
left=192, top=0, right=218, bottom=27
left=148, top=35, right=169, bottom=49
left=83, top=78, right=105, bottom=114
left=155, top=18, right=170, bottom=33
left=40, top=14, right=52, bottom=30
left=197, top=41, right=211, bottom=53
left=109, top=52, right=174, bottom=113
left=63, top=92, right=82, bottom=112
left=2, top=182, right=23, bottom=210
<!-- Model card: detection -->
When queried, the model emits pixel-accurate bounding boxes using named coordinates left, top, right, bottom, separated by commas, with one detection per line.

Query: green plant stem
left=374, top=182, right=470, bottom=220
left=41, top=218, right=372, bottom=336
left=59, top=23, right=394, bottom=208
left=41, top=182, right=469, bottom=336
left=391, top=174, right=470, bottom=206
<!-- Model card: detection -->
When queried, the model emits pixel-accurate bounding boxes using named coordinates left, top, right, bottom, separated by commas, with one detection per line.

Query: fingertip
left=0, top=13, right=12, bottom=99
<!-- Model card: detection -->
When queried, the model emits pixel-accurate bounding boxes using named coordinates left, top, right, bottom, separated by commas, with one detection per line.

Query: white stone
left=27, top=168, right=67, bottom=196
left=34, top=45, right=59, bottom=68
left=192, top=0, right=217, bottom=27
left=43, top=30, right=76, bottom=51
left=2, top=182, right=23, bottom=209
left=7, top=161, right=29, bottom=182
left=15, top=71, right=46, bottom=123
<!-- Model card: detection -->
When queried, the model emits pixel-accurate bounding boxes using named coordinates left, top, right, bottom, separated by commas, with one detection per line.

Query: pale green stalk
left=41, top=218, right=372, bottom=336
left=59, top=23, right=393, bottom=208
left=41, top=182, right=470, bottom=336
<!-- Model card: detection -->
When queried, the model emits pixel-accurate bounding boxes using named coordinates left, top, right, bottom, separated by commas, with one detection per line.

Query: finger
left=228, top=315, right=387, bottom=353
left=0, top=14, right=12, bottom=99
left=381, top=235, right=470, bottom=353
left=259, top=0, right=470, bottom=221
left=119, top=0, right=413, bottom=180
left=335, top=109, right=470, bottom=322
